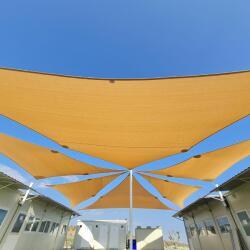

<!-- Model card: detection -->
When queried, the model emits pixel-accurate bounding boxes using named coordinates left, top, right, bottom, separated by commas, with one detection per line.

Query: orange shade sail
left=0, top=68, right=249, bottom=168
left=84, top=176, right=171, bottom=210
left=150, top=140, right=250, bottom=181
left=141, top=174, right=199, bottom=208
left=50, top=174, right=120, bottom=206
left=0, top=133, right=114, bottom=179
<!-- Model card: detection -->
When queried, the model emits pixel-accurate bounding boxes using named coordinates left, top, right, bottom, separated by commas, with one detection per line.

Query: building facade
left=73, top=220, right=128, bottom=250
left=175, top=168, right=250, bottom=250
left=0, top=171, right=77, bottom=250
left=135, top=226, right=164, bottom=250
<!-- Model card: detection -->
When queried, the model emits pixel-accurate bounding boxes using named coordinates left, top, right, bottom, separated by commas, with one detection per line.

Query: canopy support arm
left=20, top=182, right=33, bottom=205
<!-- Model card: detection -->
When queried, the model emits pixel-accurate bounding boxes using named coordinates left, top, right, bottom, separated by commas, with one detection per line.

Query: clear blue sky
left=0, top=0, right=250, bottom=243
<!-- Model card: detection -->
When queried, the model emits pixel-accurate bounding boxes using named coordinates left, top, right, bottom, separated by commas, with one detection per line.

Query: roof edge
left=1, top=66, right=250, bottom=81
left=0, top=171, right=80, bottom=216
left=173, top=167, right=250, bottom=218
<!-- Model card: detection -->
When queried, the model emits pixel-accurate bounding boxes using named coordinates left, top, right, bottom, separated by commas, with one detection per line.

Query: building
left=0, top=171, right=78, bottom=250
left=174, top=168, right=250, bottom=250
left=73, top=220, right=128, bottom=250
left=135, top=226, right=164, bottom=250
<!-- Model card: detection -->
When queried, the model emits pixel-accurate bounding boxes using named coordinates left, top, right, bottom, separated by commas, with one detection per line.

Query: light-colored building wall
left=0, top=177, right=75, bottom=250
left=225, top=182, right=250, bottom=249
left=180, top=179, right=250, bottom=250
left=135, top=226, right=164, bottom=250
left=183, top=199, right=240, bottom=250
left=73, top=220, right=127, bottom=250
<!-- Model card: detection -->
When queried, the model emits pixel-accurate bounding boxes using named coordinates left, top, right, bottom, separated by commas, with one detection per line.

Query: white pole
left=20, top=182, right=33, bottom=205
left=215, top=183, right=226, bottom=207
left=129, top=170, right=133, bottom=250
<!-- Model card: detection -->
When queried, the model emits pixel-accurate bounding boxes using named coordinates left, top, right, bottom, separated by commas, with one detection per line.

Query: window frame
left=24, top=215, right=35, bottom=232
left=204, top=219, right=217, bottom=236
left=31, top=218, right=41, bottom=232
left=61, top=224, right=67, bottom=235
left=216, top=216, right=231, bottom=234
left=196, top=221, right=207, bottom=236
left=44, top=221, right=51, bottom=233
left=11, top=213, right=27, bottom=233
left=0, top=207, right=8, bottom=227
left=39, top=220, right=47, bottom=233
left=50, top=222, right=56, bottom=234
left=54, top=223, right=60, bottom=235
left=236, top=209, right=250, bottom=237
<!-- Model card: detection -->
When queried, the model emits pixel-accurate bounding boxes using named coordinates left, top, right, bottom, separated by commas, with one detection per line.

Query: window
left=217, top=216, right=231, bottom=234
left=39, top=221, right=47, bottom=232
left=12, top=213, right=26, bottom=233
left=196, top=222, right=206, bottom=236
left=189, top=225, right=196, bottom=237
left=237, top=211, right=250, bottom=236
left=0, top=209, right=7, bottom=226
left=44, top=221, right=51, bottom=233
left=61, top=225, right=67, bottom=234
left=50, top=222, right=57, bottom=233
left=25, top=216, right=35, bottom=231
left=39, top=221, right=51, bottom=233
left=204, top=219, right=216, bottom=235
left=55, top=223, right=59, bottom=232
left=31, top=218, right=40, bottom=232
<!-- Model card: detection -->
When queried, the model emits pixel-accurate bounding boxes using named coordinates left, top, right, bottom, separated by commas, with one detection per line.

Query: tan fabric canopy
left=0, top=68, right=249, bottom=168
left=50, top=174, right=120, bottom=206
left=0, top=133, right=114, bottom=179
left=141, top=174, right=199, bottom=207
left=84, top=176, right=170, bottom=210
left=150, top=140, right=250, bottom=181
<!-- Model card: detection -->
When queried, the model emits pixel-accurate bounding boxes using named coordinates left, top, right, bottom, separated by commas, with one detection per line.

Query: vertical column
left=129, top=170, right=133, bottom=250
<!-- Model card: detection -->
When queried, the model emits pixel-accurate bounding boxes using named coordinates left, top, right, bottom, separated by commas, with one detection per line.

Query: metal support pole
left=215, top=184, right=226, bottom=206
left=129, top=170, right=133, bottom=250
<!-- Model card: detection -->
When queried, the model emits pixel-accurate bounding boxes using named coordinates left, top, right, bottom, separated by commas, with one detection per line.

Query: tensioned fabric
left=141, top=174, right=199, bottom=208
left=84, top=176, right=170, bottom=210
left=0, top=133, right=114, bottom=179
left=0, top=68, right=249, bottom=168
left=150, top=140, right=250, bottom=181
left=50, top=174, right=120, bottom=207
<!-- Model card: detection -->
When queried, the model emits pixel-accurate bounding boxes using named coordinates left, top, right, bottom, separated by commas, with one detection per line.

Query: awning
left=141, top=174, right=199, bottom=207
left=50, top=173, right=120, bottom=206
left=150, top=140, right=250, bottom=181
left=0, top=133, right=113, bottom=179
left=1, top=68, right=249, bottom=168
left=84, top=176, right=171, bottom=210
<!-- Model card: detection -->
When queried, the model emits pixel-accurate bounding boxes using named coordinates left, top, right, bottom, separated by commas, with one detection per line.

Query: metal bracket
left=210, top=196, right=223, bottom=201
left=19, top=182, right=33, bottom=205
left=25, top=195, right=39, bottom=201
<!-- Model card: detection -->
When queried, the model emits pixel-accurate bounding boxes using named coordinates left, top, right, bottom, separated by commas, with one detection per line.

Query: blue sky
left=0, top=0, right=250, bottom=243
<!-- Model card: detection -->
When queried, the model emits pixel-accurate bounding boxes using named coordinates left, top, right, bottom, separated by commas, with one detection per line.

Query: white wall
left=135, top=227, right=164, bottom=250
left=74, top=220, right=127, bottom=250
left=226, top=182, right=250, bottom=249
left=182, top=181, right=250, bottom=250
left=0, top=185, right=73, bottom=250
